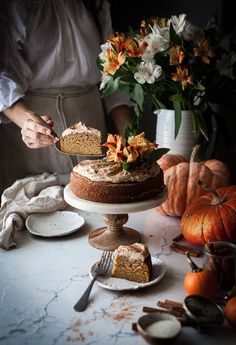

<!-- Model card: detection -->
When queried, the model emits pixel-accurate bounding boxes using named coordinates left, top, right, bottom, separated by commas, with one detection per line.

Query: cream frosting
left=114, top=243, right=150, bottom=261
left=73, top=159, right=160, bottom=183
left=62, top=122, right=101, bottom=137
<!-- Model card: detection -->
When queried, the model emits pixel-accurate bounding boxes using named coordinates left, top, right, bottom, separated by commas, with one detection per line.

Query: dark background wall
left=109, top=0, right=236, bottom=183
left=110, top=0, right=235, bottom=33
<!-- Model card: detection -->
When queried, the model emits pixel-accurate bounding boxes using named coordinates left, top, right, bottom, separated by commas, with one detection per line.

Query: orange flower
left=124, top=37, right=148, bottom=57
left=127, top=132, right=157, bottom=153
left=169, top=45, right=185, bottom=65
left=102, top=133, right=124, bottom=150
left=108, top=33, right=126, bottom=53
left=102, top=134, right=126, bottom=163
left=103, top=48, right=126, bottom=75
left=102, top=132, right=158, bottom=165
left=193, top=39, right=215, bottom=64
left=140, top=17, right=168, bottom=37
left=171, top=65, right=193, bottom=91
left=123, top=146, right=139, bottom=163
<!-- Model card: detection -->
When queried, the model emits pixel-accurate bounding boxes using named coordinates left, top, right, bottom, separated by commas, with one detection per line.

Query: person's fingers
left=25, top=118, right=52, bottom=136
left=21, top=124, right=55, bottom=149
left=21, top=130, right=55, bottom=148
left=22, top=127, right=54, bottom=142
left=41, top=115, right=54, bottom=127
left=26, top=117, right=58, bottom=138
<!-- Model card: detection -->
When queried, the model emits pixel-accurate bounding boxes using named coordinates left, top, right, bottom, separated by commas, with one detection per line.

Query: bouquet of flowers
left=98, top=14, right=236, bottom=140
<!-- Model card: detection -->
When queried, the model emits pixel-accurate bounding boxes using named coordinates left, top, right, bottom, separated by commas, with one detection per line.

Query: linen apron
left=0, top=86, right=106, bottom=195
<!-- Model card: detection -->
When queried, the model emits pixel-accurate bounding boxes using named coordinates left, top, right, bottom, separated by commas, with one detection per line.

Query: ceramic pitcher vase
left=155, top=109, right=195, bottom=160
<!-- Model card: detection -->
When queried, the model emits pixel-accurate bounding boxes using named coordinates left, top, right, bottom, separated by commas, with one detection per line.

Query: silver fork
left=73, top=251, right=112, bottom=312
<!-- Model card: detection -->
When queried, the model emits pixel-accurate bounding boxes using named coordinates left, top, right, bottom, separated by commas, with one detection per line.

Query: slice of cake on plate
left=111, top=243, right=152, bottom=283
left=60, top=122, right=102, bottom=155
left=70, top=132, right=165, bottom=203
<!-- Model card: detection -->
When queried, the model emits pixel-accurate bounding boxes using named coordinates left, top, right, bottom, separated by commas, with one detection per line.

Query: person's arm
left=3, top=99, right=56, bottom=148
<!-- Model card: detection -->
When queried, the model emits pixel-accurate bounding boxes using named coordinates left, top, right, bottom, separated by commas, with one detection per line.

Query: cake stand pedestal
left=64, top=184, right=167, bottom=251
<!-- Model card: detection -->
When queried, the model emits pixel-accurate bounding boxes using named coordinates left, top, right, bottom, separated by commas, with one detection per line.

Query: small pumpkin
left=184, top=252, right=218, bottom=298
left=156, top=145, right=230, bottom=217
left=180, top=180, right=236, bottom=245
left=157, top=153, right=187, bottom=171
left=224, top=296, right=236, bottom=328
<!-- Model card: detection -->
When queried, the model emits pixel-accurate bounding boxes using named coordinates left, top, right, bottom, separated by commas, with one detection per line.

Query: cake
left=111, top=243, right=152, bottom=283
left=59, top=122, right=102, bottom=155
left=70, top=132, right=165, bottom=203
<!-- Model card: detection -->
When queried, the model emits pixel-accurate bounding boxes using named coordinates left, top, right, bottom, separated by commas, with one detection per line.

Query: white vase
left=155, top=109, right=195, bottom=160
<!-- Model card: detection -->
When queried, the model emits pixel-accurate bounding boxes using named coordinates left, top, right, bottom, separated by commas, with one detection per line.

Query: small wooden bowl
left=136, top=312, right=182, bottom=344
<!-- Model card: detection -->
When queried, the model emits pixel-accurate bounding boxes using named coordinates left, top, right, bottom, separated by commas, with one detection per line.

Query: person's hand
left=21, top=114, right=57, bottom=149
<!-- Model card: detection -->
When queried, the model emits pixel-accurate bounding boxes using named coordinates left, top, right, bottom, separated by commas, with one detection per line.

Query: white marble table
left=0, top=207, right=235, bottom=345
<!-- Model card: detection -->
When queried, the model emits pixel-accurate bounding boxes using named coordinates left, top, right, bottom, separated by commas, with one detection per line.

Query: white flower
left=100, top=73, right=112, bottom=89
left=99, top=42, right=111, bottom=62
left=169, top=14, right=187, bottom=34
left=142, top=26, right=169, bottom=62
left=134, top=62, right=162, bottom=84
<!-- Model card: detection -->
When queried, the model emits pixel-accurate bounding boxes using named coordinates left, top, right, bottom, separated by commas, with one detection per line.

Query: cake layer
left=60, top=122, right=102, bottom=155
left=73, top=159, right=161, bottom=183
left=70, top=169, right=164, bottom=203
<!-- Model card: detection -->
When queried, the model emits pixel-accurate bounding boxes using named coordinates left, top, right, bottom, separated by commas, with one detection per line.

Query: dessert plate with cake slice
left=89, top=256, right=166, bottom=291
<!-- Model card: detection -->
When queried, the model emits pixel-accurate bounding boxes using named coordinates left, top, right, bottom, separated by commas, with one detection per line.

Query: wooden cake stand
left=64, top=184, right=168, bottom=251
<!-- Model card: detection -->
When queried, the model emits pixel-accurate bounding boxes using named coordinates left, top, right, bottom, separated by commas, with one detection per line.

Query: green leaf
left=100, top=76, right=121, bottom=97
left=96, top=57, right=103, bottom=71
left=117, top=83, right=130, bottom=94
left=125, top=123, right=137, bottom=137
left=112, top=77, right=121, bottom=91
left=173, top=101, right=182, bottom=138
left=133, top=84, right=144, bottom=112
left=192, top=111, right=209, bottom=141
left=152, top=96, right=167, bottom=109
left=169, top=23, right=181, bottom=44
left=149, top=148, right=170, bottom=162
left=193, top=82, right=205, bottom=91
left=122, top=162, right=131, bottom=171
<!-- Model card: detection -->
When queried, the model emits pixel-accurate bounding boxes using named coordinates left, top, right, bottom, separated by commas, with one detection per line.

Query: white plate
left=89, top=256, right=166, bottom=291
left=26, top=211, right=85, bottom=237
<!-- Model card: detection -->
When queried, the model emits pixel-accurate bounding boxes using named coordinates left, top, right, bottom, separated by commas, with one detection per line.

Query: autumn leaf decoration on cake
left=102, top=132, right=168, bottom=170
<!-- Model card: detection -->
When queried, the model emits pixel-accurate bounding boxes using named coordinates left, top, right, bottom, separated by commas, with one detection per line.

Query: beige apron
left=0, top=86, right=106, bottom=195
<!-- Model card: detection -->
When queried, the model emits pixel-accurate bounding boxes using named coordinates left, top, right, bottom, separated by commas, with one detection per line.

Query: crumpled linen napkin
left=0, top=173, right=68, bottom=250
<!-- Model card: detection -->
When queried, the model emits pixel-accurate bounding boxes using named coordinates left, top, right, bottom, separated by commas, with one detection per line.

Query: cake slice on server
left=59, top=122, right=102, bottom=155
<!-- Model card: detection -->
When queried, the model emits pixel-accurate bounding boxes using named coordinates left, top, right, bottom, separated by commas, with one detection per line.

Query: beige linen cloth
left=0, top=173, right=68, bottom=250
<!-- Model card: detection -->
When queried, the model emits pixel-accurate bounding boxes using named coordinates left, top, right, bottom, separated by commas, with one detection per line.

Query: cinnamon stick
left=142, top=306, right=182, bottom=317
left=132, top=323, right=138, bottom=332
left=172, top=233, right=184, bottom=242
left=170, top=242, right=202, bottom=257
left=157, top=300, right=183, bottom=310
left=164, top=299, right=183, bottom=308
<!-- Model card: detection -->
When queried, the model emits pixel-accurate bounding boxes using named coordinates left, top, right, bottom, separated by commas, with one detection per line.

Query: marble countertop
left=0, top=207, right=235, bottom=345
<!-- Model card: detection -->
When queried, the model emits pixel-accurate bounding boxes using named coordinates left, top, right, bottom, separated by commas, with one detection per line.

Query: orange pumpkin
left=157, top=153, right=187, bottom=171
left=224, top=296, right=236, bottom=328
left=181, top=181, right=236, bottom=245
left=184, top=252, right=218, bottom=298
left=156, top=146, right=230, bottom=217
